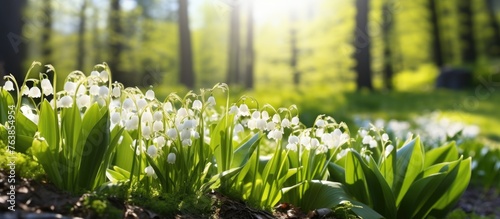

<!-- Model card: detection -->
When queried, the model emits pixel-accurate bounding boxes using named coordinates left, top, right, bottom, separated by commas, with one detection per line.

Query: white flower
left=315, top=119, right=326, bottom=128
left=123, top=98, right=135, bottom=110
left=111, top=112, right=121, bottom=124
left=362, top=135, right=372, bottom=145
left=3, top=80, right=15, bottom=91
left=167, top=128, right=177, bottom=139
left=261, top=111, right=269, bottom=120
left=234, top=123, right=244, bottom=134
left=167, top=153, right=176, bottom=164
left=310, top=138, right=320, bottom=149
left=182, top=139, right=192, bottom=146
left=288, top=135, right=299, bottom=144
left=359, top=129, right=368, bottom=138
left=192, top=100, right=202, bottom=111
left=99, top=86, right=109, bottom=97
left=40, top=79, right=53, bottom=95
left=267, top=129, right=283, bottom=141
left=180, top=129, right=191, bottom=140
left=252, top=111, right=260, bottom=119
left=76, top=95, right=91, bottom=109
left=369, top=139, right=378, bottom=148
left=382, top=133, right=389, bottom=142
left=154, top=136, right=166, bottom=148
left=144, top=166, right=156, bottom=177
left=59, top=96, right=73, bottom=108
left=207, top=96, right=216, bottom=106
left=99, top=70, right=109, bottom=82
left=141, top=111, right=153, bottom=123
left=112, top=86, right=121, bottom=98
left=21, top=85, right=29, bottom=96
left=316, top=145, right=328, bottom=154
left=91, top=70, right=99, bottom=77
left=29, top=87, right=41, bottom=98
left=192, top=130, right=200, bottom=139
left=89, top=85, right=99, bottom=96
left=281, top=118, right=291, bottom=128
left=142, top=125, right=152, bottom=139
left=64, top=82, right=76, bottom=95
left=266, top=121, right=276, bottom=131
left=153, top=120, right=164, bottom=132
left=163, top=102, right=173, bottom=113
left=177, top=108, right=188, bottom=118
left=145, top=90, right=155, bottom=101
left=291, top=116, right=300, bottom=126
left=384, top=144, right=394, bottom=157
left=125, top=115, right=139, bottom=130
left=137, top=98, right=148, bottom=110
left=153, top=111, right=163, bottom=121
left=256, top=119, right=267, bottom=130
left=147, top=145, right=158, bottom=158
left=238, top=104, right=250, bottom=116
left=286, top=143, right=298, bottom=151
left=229, top=105, right=239, bottom=114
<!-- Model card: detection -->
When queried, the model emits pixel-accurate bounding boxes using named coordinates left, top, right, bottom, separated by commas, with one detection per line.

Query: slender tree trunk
left=0, top=0, right=27, bottom=83
left=42, top=0, right=53, bottom=65
left=460, top=0, right=477, bottom=63
left=76, top=0, right=88, bottom=71
left=354, top=0, right=373, bottom=90
left=178, top=0, right=195, bottom=88
left=226, top=0, right=240, bottom=85
left=429, top=0, right=444, bottom=67
left=244, top=0, right=254, bottom=89
left=486, top=0, right=500, bottom=56
left=382, top=2, right=394, bottom=90
left=108, top=0, right=130, bottom=85
left=289, top=4, right=300, bottom=86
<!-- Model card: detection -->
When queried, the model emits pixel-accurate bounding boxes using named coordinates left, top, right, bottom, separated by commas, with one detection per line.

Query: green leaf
left=287, top=180, right=384, bottom=219
left=61, top=104, right=82, bottom=161
left=106, top=168, right=129, bottom=182
left=31, top=137, right=62, bottom=187
left=345, top=149, right=370, bottom=205
left=397, top=159, right=461, bottom=219
left=424, top=142, right=458, bottom=168
left=231, top=133, right=262, bottom=168
left=77, top=107, right=110, bottom=190
left=15, top=112, right=37, bottom=153
left=429, top=157, right=471, bottom=218
left=0, top=89, right=15, bottom=125
left=327, top=162, right=346, bottom=184
left=209, top=114, right=235, bottom=172
left=394, top=137, right=424, bottom=206
left=38, top=100, right=59, bottom=152
left=379, top=144, right=396, bottom=188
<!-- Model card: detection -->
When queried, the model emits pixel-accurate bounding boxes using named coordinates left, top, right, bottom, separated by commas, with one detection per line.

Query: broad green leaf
left=15, top=112, right=37, bottom=153
left=106, top=168, right=129, bottom=182
left=345, top=149, right=370, bottom=205
left=31, top=137, right=62, bottom=186
left=429, top=157, right=471, bottom=218
left=394, top=137, right=424, bottom=206
left=424, top=142, right=458, bottom=168
left=0, top=89, right=15, bottom=124
left=78, top=108, right=110, bottom=190
left=38, top=100, right=59, bottom=152
left=95, top=126, right=125, bottom=188
left=327, top=162, right=346, bottom=184
left=231, top=133, right=262, bottom=169
left=397, top=159, right=461, bottom=219
left=209, top=114, right=235, bottom=172
left=203, top=167, right=242, bottom=191
left=286, top=180, right=384, bottom=219
left=379, top=144, right=396, bottom=188
left=61, top=104, right=82, bottom=162
left=113, top=129, right=134, bottom=171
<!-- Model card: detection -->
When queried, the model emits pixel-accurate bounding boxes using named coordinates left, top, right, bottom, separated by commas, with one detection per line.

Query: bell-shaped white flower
left=229, top=105, right=239, bottom=115
left=362, top=135, right=372, bottom=145
left=59, top=95, right=73, bottom=108
left=192, top=100, right=202, bottom=111
left=153, top=120, right=164, bottom=132
left=125, top=115, right=139, bottom=131
left=384, top=144, right=394, bottom=157
left=29, top=86, right=41, bottom=98
left=64, top=82, right=76, bottom=95
left=99, top=70, right=109, bottom=82
left=261, top=111, right=269, bottom=120
left=141, top=111, right=153, bottom=123
left=167, top=128, right=178, bottom=139
left=281, top=118, right=291, bottom=128
left=153, top=111, right=163, bottom=121
left=137, top=98, right=148, bottom=110
left=369, top=139, right=378, bottom=148
left=251, top=111, right=260, bottom=119
left=207, top=96, right=216, bottom=106
left=76, top=95, right=91, bottom=109
left=182, top=139, right=192, bottom=146
left=21, top=85, right=29, bottom=96
left=238, top=104, right=250, bottom=116
left=315, top=119, right=326, bottom=128
left=123, top=98, right=135, bottom=110
left=234, top=123, right=244, bottom=134
left=382, top=133, right=389, bottom=142
left=145, top=89, right=155, bottom=101
left=144, top=166, right=156, bottom=177
left=90, top=70, right=99, bottom=77
left=167, top=153, right=176, bottom=164
left=98, top=86, right=109, bottom=97
left=272, top=114, right=281, bottom=123
left=154, top=136, right=166, bottom=148
left=147, top=145, right=158, bottom=158
left=163, top=102, right=173, bottom=113
left=40, top=79, right=53, bottom=96
left=111, top=112, right=121, bottom=124
left=267, top=129, right=283, bottom=141
left=288, top=135, right=299, bottom=144
left=3, top=80, right=15, bottom=91
left=142, top=125, right=152, bottom=139
left=112, top=86, right=121, bottom=98
left=89, top=85, right=99, bottom=96
left=291, top=116, right=300, bottom=126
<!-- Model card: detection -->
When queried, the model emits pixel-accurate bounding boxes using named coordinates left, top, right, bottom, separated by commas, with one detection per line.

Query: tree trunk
left=354, top=0, right=373, bottom=90
left=459, top=0, right=477, bottom=63
left=0, top=0, right=27, bottom=83
left=244, top=0, right=254, bottom=89
left=226, top=0, right=241, bottom=85
left=429, top=0, right=444, bottom=67
left=108, top=0, right=128, bottom=85
left=76, top=0, right=88, bottom=71
left=178, top=0, right=195, bottom=88
left=485, top=0, right=500, bottom=56
left=289, top=3, right=300, bottom=86
left=42, top=0, right=53, bottom=65
left=382, top=2, right=394, bottom=90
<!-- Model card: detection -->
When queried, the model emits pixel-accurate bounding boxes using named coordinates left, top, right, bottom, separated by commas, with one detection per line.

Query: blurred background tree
left=0, top=0, right=498, bottom=91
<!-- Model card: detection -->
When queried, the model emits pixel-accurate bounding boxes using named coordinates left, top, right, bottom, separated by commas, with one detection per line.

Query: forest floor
left=1, top=171, right=499, bottom=219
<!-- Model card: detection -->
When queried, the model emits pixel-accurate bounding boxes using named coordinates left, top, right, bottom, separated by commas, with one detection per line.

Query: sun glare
left=253, top=0, right=313, bottom=26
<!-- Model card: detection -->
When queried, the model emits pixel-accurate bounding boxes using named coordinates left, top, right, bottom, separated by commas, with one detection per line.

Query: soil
left=1, top=171, right=498, bottom=219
